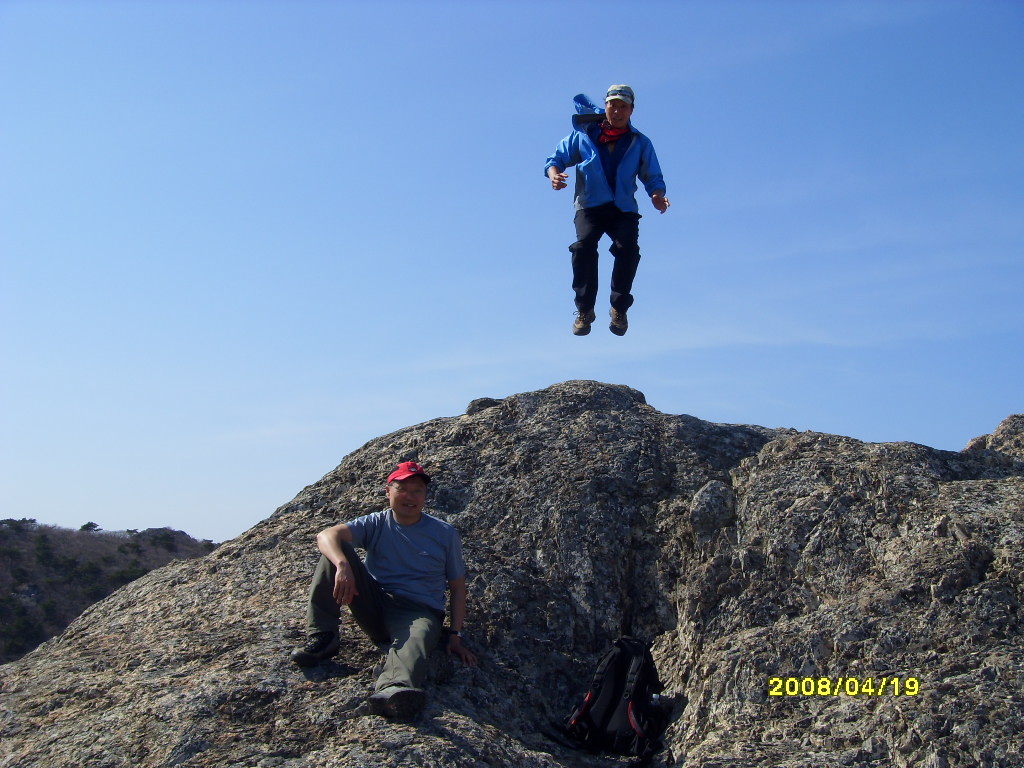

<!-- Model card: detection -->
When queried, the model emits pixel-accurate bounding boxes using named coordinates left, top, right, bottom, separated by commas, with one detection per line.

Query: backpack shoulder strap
left=623, top=649, right=648, bottom=699
left=589, top=641, right=622, bottom=693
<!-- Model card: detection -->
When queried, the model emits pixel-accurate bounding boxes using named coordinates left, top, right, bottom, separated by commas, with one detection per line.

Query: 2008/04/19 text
left=768, top=677, right=921, bottom=697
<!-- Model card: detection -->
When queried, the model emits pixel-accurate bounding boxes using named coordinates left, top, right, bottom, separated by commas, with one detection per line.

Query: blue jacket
left=544, top=94, right=666, bottom=214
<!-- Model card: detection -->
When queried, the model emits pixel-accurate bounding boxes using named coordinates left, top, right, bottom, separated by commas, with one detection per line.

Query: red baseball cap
left=387, top=461, right=431, bottom=484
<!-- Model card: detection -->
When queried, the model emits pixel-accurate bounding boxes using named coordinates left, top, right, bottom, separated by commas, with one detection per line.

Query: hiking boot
left=368, top=686, right=426, bottom=720
left=573, top=308, right=597, bottom=336
left=609, top=307, right=628, bottom=336
left=290, top=631, right=340, bottom=666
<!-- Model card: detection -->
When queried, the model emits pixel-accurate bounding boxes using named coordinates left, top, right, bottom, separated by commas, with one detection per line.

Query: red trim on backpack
left=627, top=701, right=647, bottom=737
left=569, top=692, right=593, bottom=727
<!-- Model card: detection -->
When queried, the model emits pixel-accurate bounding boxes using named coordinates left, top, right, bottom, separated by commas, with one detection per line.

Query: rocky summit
left=1, top=381, right=1021, bottom=768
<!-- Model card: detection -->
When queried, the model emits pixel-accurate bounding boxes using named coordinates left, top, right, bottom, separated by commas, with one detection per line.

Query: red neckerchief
left=598, top=120, right=630, bottom=144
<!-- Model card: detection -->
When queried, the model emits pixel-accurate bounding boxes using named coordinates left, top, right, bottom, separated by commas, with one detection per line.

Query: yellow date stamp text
left=768, top=676, right=921, bottom=697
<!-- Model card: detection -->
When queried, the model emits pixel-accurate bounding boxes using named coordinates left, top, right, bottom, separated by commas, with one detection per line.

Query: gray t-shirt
left=346, top=509, right=466, bottom=614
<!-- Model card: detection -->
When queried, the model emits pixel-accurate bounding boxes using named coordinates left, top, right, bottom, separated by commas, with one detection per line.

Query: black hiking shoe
left=609, top=307, right=628, bottom=336
left=290, top=631, right=340, bottom=666
left=368, top=686, right=427, bottom=720
left=573, top=308, right=597, bottom=336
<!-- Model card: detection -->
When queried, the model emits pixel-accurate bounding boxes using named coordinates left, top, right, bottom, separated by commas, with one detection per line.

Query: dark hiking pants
left=569, top=202, right=642, bottom=313
left=304, top=544, right=442, bottom=691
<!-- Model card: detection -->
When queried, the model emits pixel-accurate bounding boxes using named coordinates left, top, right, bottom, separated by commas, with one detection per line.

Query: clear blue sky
left=2, top=1, right=1021, bottom=543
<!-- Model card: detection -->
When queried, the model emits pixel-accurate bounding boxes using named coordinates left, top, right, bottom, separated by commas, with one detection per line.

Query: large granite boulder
left=1, top=381, right=1021, bottom=767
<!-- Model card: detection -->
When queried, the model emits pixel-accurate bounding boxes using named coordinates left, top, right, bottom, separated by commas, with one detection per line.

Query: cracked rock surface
left=1, top=380, right=1021, bottom=767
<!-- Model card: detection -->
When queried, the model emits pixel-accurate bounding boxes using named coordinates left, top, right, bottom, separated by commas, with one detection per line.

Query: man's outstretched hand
left=652, top=192, right=670, bottom=213
left=548, top=167, right=568, bottom=190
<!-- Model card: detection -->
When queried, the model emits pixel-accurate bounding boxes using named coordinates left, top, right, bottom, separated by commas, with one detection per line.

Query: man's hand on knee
left=332, top=560, right=359, bottom=606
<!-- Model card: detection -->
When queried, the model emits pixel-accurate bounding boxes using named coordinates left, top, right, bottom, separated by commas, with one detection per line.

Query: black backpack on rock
left=562, top=636, right=668, bottom=763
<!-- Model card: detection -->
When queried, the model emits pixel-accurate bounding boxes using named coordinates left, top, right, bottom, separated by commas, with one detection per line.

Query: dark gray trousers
left=304, top=543, right=442, bottom=691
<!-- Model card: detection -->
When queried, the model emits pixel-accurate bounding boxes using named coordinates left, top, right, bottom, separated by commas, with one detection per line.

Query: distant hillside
left=0, top=519, right=217, bottom=664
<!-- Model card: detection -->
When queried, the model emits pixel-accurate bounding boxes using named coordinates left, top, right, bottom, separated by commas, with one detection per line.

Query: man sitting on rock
left=290, top=461, right=477, bottom=719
